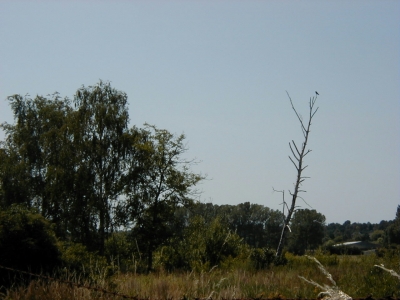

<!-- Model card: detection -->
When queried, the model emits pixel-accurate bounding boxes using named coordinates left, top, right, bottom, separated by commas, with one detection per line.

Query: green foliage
left=0, top=205, right=61, bottom=287
left=71, top=81, right=132, bottom=254
left=370, top=229, right=385, bottom=241
left=288, top=209, right=326, bottom=254
left=155, top=216, right=246, bottom=272
left=384, top=205, right=400, bottom=246
left=104, top=232, right=133, bottom=262
left=2, top=250, right=400, bottom=298
left=0, top=82, right=204, bottom=261
left=250, top=248, right=276, bottom=269
left=104, top=231, right=146, bottom=273
left=127, top=124, right=205, bottom=272
left=59, top=241, right=112, bottom=282
left=173, top=202, right=284, bottom=250
left=227, top=202, right=283, bottom=248
left=1, top=81, right=399, bottom=296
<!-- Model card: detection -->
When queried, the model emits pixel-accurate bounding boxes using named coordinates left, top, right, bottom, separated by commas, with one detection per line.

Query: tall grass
left=3, top=252, right=399, bottom=299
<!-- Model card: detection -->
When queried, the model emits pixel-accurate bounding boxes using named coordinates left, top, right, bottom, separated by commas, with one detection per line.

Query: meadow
left=2, top=251, right=399, bottom=300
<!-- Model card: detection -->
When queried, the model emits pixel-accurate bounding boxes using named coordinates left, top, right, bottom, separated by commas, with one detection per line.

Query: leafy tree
left=126, top=124, right=205, bottom=272
left=287, top=209, right=325, bottom=254
left=0, top=82, right=159, bottom=253
left=0, top=93, right=72, bottom=211
left=71, top=81, right=131, bottom=254
left=228, top=202, right=283, bottom=248
left=0, top=82, right=205, bottom=260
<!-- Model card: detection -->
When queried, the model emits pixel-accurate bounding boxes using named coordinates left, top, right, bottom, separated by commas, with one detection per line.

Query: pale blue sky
left=1, top=1, right=399, bottom=224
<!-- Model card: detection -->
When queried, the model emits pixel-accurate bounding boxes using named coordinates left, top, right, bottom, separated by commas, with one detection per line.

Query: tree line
left=0, top=81, right=399, bottom=275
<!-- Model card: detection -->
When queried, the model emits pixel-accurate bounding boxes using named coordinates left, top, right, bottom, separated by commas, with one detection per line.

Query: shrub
left=0, top=205, right=61, bottom=287
left=154, top=216, right=246, bottom=272
left=59, top=241, right=112, bottom=282
left=104, top=231, right=138, bottom=273
left=250, top=248, right=275, bottom=269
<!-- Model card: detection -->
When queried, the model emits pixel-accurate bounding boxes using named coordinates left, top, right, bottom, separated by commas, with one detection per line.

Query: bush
left=105, top=231, right=146, bottom=273
left=0, top=205, right=61, bottom=287
left=59, top=241, right=112, bottom=282
left=250, top=248, right=275, bottom=269
left=154, top=216, right=246, bottom=272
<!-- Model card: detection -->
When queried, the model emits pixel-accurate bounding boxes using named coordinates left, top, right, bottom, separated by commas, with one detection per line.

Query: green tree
left=228, top=202, right=283, bottom=248
left=0, top=82, right=144, bottom=252
left=71, top=81, right=131, bottom=254
left=0, top=81, right=205, bottom=261
left=0, top=93, right=72, bottom=211
left=370, top=229, right=385, bottom=242
left=172, top=202, right=284, bottom=249
left=287, top=209, right=325, bottom=254
left=126, top=124, right=205, bottom=272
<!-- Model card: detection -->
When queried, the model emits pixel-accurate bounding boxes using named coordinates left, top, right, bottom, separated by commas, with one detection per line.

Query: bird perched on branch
left=315, top=91, right=319, bottom=95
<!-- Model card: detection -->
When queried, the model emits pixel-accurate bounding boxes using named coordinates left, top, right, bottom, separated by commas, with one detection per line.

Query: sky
left=0, top=1, right=399, bottom=224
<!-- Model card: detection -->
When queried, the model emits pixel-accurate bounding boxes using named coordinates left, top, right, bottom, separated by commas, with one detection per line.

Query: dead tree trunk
left=275, top=91, right=319, bottom=258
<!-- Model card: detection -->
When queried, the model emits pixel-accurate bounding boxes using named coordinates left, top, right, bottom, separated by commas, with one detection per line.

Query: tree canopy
left=0, top=81, right=204, bottom=262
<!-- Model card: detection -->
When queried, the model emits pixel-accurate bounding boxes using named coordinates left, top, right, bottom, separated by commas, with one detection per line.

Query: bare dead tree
left=275, top=91, right=319, bottom=258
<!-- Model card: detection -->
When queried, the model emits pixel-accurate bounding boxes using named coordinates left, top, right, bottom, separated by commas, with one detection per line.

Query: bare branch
left=272, top=187, right=284, bottom=193
left=303, top=149, right=312, bottom=157
left=297, top=195, right=313, bottom=208
left=311, top=107, right=319, bottom=118
left=289, top=143, right=300, bottom=161
left=289, top=156, right=299, bottom=170
left=292, top=140, right=301, bottom=157
left=283, top=201, right=290, bottom=212
left=286, top=91, right=307, bottom=134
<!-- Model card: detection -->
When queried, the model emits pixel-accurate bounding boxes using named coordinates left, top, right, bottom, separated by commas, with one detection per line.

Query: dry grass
left=2, top=253, right=399, bottom=299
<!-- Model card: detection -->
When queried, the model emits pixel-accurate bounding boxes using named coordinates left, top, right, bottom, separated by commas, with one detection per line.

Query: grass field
left=2, top=252, right=399, bottom=300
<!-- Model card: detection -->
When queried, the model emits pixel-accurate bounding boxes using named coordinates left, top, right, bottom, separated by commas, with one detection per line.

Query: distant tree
left=229, top=202, right=282, bottom=248
left=384, top=205, right=400, bottom=245
left=275, top=92, right=319, bottom=258
left=229, top=202, right=271, bottom=248
left=287, top=209, right=325, bottom=254
left=176, top=202, right=284, bottom=249
left=370, top=229, right=385, bottom=242
left=157, top=216, right=244, bottom=272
